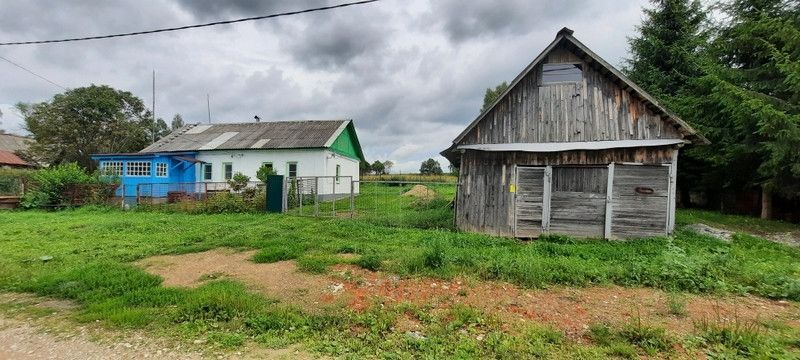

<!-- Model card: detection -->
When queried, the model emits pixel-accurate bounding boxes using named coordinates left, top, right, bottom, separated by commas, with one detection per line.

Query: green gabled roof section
left=328, top=121, right=366, bottom=162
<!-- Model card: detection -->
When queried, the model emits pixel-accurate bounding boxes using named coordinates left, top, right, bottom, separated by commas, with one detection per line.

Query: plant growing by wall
left=228, top=172, right=250, bottom=192
left=255, top=164, right=277, bottom=183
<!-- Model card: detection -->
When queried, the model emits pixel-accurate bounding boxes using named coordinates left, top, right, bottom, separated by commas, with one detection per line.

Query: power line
left=0, top=0, right=382, bottom=46
left=0, top=55, right=67, bottom=90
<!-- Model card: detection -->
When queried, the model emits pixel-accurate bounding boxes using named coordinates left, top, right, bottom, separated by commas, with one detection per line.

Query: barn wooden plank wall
left=456, top=147, right=678, bottom=238
left=460, top=44, right=682, bottom=146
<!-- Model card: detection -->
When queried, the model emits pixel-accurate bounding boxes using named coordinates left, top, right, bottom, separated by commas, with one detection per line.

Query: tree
left=18, top=85, right=153, bottom=169
left=625, top=0, right=707, bottom=102
left=448, top=163, right=459, bottom=177
left=227, top=172, right=250, bottom=192
left=148, top=117, right=170, bottom=142
left=256, top=164, right=277, bottom=183
left=359, top=160, right=371, bottom=175
left=480, top=81, right=509, bottom=113
left=171, top=113, right=185, bottom=130
left=371, top=160, right=386, bottom=175
left=685, top=0, right=800, bottom=217
left=383, top=160, right=394, bottom=174
left=420, top=158, right=443, bottom=175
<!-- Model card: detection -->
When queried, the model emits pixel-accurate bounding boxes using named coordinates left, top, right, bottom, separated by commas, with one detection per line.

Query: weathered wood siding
left=456, top=147, right=676, bottom=237
left=610, top=165, right=670, bottom=238
left=460, top=43, right=681, bottom=146
left=549, top=167, right=607, bottom=238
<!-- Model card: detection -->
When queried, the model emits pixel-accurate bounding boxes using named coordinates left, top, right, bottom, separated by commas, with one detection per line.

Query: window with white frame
left=156, top=162, right=168, bottom=177
left=203, top=163, right=213, bottom=181
left=100, top=161, right=123, bottom=176
left=287, top=162, right=298, bottom=178
left=223, top=162, right=233, bottom=180
left=126, top=161, right=151, bottom=176
left=335, top=164, right=341, bottom=183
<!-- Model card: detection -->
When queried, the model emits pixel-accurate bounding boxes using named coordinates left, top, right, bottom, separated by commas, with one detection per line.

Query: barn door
left=610, top=165, right=670, bottom=238
left=514, top=166, right=549, bottom=238
left=549, top=166, right=608, bottom=238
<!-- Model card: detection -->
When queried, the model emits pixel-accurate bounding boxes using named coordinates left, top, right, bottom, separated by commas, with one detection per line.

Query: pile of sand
left=402, top=185, right=435, bottom=199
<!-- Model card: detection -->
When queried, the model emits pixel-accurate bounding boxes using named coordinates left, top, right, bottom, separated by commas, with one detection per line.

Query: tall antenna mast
left=152, top=70, right=156, bottom=143
left=207, top=93, right=211, bottom=123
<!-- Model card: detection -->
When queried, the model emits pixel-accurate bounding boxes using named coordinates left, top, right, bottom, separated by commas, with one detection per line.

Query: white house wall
left=195, top=149, right=359, bottom=194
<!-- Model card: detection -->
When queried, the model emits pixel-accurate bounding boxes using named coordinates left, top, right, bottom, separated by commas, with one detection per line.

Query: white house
left=92, top=120, right=365, bottom=198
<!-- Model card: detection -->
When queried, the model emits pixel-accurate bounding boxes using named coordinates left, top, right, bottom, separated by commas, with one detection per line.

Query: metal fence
left=285, top=177, right=458, bottom=229
left=136, top=181, right=266, bottom=205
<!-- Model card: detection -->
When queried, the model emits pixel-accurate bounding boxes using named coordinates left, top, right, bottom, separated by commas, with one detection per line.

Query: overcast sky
left=0, top=0, right=651, bottom=172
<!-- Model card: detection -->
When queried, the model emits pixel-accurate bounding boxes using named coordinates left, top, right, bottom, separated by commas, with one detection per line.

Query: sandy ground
left=138, top=249, right=800, bottom=340
left=137, top=249, right=346, bottom=311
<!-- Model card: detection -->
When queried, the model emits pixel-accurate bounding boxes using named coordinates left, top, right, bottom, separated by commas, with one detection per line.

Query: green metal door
left=266, top=175, right=284, bottom=213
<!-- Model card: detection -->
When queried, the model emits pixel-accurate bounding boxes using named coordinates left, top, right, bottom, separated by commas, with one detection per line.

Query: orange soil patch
left=331, top=265, right=800, bottom=339
left=137, top=249, right=800, bottom=340
left=137, top=248, right=348, bottom=311
left=402, top=185, right=436, bottom=199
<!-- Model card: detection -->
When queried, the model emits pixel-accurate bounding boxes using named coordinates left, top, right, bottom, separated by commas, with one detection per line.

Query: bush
left=20, top=163, right=111, bottom=208
left=0, top=168, right=32, bottom=196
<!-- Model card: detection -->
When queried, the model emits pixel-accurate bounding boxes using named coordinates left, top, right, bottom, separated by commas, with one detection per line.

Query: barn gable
left=442, top=28, right=707, bottom=164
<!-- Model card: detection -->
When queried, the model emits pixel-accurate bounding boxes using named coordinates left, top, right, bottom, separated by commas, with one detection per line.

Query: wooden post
left=667, top=149, right=679, bottom=233
left=542, top=166, right=552, bottom=233
left=120, top=184, right=125, bottom=209
left=332, top=177, right=336, bottom=217
left=604, top=162, right=615, bottom=239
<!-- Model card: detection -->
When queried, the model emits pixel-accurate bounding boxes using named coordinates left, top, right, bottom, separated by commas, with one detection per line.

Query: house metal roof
left=139, top=120, right=350, bottom=153
left=0, top=150, right=29, bottom=167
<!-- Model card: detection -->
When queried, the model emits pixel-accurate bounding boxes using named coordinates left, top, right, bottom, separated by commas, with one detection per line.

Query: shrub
left=227, top=172, right=250, bottom=192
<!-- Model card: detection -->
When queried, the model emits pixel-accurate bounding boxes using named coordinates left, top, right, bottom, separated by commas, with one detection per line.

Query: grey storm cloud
left=0, top=0, right=649, bottom=171
left=175, top=0, right=331, bottom=20
left=430, top=0, right=594, bottom=42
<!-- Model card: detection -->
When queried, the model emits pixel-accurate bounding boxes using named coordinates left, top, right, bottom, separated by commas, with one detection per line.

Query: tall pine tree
left=685, top=0, right=800, bottom=217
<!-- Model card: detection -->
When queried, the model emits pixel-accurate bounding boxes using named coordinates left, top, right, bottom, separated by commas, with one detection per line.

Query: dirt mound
left=402, top=185, right=435, bottom=199
left=137, top=249, right=346, bottom=311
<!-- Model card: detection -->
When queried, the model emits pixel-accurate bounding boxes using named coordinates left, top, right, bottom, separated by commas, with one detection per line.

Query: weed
left=619, top=317, right=673, bottom=355
left=251, top=244, right=304, bottom=263
left=355, top=252, right=383, bottom=271
left=694, top=315, right=781, bottom=357
left=296, top=255, right=334, bottom=274
left=174, top=281, right=268, bottom=323
left=208, top=332, right=246, bottom=348
left=667, top=293, right=688, bottom=317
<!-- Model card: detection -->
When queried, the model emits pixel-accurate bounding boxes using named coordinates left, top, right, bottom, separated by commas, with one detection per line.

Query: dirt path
left=0, top=293, right=319, bottom=360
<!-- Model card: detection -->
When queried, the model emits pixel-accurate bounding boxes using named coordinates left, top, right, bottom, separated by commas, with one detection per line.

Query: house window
left=223, top=162, right=233, bottom=180
left=203, top=163, right=213, bottom=181
left=542, top=63, right=582, bottom=84
left=100, top=161, right=123, bottom=176
left=262, top=162, right=273, bottom=172
left=126, top=161, right=151, bottom=177
left=156, top=163, right=168, bottom=177
left=287, top=162, right=298, bottom=178
left=335, top=164, right=341, bottom=183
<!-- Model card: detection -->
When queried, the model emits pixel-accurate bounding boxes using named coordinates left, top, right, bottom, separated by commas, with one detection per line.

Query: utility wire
left=0, top=55, right=67, bottom=90
left=0, top=0, right=381, bottom=46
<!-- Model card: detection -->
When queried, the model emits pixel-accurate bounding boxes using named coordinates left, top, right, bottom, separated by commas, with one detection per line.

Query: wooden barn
left=441, top=28, right=708, bottom=239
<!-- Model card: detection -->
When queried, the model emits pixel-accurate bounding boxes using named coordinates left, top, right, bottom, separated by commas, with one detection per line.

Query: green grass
left=0, top=207, right=799, bottom=358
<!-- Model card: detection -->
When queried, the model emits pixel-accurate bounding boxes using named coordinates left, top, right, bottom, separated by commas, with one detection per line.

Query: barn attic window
left=542, top=63, right=582, bottom=84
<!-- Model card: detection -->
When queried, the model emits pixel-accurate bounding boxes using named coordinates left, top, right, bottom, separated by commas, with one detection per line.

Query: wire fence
left=285, top=177, right=457, bottom=230
left=136, top=181, right=266, bottom=205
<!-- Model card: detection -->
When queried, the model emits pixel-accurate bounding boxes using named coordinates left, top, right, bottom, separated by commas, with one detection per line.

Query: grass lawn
left=1, top=207, right=799, bottom=358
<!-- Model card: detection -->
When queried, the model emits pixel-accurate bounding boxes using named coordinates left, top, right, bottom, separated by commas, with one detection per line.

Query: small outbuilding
left=442, top=28, right=708, bottom=239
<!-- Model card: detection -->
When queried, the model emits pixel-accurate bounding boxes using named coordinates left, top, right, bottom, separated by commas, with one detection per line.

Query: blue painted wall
left=91, top=152, right=199, bottom=197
